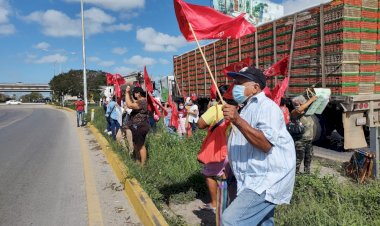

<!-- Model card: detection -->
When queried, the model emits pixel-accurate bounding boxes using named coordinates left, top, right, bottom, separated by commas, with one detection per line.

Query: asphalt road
left=0, top=105, right=140, bottom=226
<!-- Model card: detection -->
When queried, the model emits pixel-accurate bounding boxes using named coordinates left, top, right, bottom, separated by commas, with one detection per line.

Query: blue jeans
left=222, top=189, right=275, bottom=226
left=77, top=111, right=84, bottom=126
left=106, top=117, right=111, bottom=131
left=110, top=119, right=120, bottom=140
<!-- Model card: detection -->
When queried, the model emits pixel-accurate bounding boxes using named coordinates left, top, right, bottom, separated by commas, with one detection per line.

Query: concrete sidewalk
left=313, top=146, right=353, bottom=163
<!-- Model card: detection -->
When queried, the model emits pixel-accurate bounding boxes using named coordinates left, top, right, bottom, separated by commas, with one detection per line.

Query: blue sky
left=0, top=0, right=329, bottom=84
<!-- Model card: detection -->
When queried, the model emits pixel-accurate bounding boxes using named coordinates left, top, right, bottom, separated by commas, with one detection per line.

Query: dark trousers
left=295, top=139, right=313, bottom=173
left=190, top=122, right=197, bottom=132
left=110, top=119, right=120, bottom=140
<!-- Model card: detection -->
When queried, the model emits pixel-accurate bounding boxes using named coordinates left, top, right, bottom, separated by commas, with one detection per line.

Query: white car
left=5, top=100, right=22, bottom=105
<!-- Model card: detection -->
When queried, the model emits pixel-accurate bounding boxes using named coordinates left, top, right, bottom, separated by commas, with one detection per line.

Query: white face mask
left=179, top=106, right=184, bottom=109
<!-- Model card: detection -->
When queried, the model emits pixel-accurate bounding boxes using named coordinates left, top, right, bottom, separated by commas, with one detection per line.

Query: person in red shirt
left=75, top=97, right=85, bottom=127
left=177, top=102, right=187, bottom=137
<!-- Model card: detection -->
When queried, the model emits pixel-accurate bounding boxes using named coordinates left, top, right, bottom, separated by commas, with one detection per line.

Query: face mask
left=232, top=85, right=248, bottom=104
left=179, top=106, right=184, bottom=109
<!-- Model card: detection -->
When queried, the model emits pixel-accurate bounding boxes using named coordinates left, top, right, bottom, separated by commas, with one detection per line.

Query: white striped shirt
left=228, top=92, right=296, bottom=205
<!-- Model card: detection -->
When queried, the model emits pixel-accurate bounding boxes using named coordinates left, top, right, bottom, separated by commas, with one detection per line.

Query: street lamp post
left=80, top=0, right=88, bottom=114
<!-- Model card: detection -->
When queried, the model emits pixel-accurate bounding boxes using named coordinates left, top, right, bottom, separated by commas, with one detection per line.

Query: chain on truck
left=172, top=0, right=380, bottom=177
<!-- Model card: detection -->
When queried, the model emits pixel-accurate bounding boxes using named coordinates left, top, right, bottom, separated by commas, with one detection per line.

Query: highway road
left=0, top=105, right=140, bottom=226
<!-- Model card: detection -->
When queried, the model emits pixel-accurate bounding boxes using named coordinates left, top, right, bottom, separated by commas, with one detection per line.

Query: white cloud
left=33, top=42, right=50, bottom=51
left=23, top=8, right=132, bottom=37
left=0, top=23, right=14, bottom=35
left=29, top=54, right=68, bottom=64
left=159, top=58, right=169, bottom=65
left=88, top=56, right=114, bottom=67
left=99, top=60, right=115, bottom=67
left=65, top=0, right=144, bottom=12
left=24, top=10, right=80, bottom=37
left=0, top=0, right=15, bottom=35
left=283, top=0, right=330, bottom=15
left=113, top=66, right=136, bottom=75
left=112, top=47, right=127, bottom=55
left=136, top=27, right=187, bottom=52
left=124, top=55, right=156, bottom=68
left=88, top=56, right=100, bottom=62
left=106, top=23, right=132, bottom=32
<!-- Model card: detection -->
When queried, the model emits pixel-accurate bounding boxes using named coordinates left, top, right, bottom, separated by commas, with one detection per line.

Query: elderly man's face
left=234, top=76, right=260, bottom=97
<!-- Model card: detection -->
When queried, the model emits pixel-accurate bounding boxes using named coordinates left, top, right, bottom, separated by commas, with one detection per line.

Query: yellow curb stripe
left=89, top=124, right=168, bottom=226
left=77, top=122, right=104, bottom=226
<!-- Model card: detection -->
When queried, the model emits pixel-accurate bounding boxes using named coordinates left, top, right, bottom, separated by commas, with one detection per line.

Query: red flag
left=263, top=87, right=273, bottom=99
left=147, top=92, right=167, bottom=118
left=174, top=0, right=255, bottom=41
left=144, top=66, right=153, bottom=93
left=264, top=55, right=289, bottom=77
left=210, top=83, right=217, bottom=99
left=147, top=92, right=161, bottom=117
left=272, top=77, right=290, bottom=106
left=223, top=58, right=252, bottom=76
left=106, top=73, right=113, bottom=85
left=223, top=83, right=234, bottom=100
left=168, top=95, right=179, bottom=128
left=114, top=74, right=126, bottom=101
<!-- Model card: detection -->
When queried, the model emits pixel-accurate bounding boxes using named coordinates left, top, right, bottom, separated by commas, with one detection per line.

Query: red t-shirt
left=75, top=100, right=85, bottom=111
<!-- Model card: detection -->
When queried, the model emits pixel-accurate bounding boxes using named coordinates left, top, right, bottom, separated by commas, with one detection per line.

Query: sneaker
left=104, top=129, right=108, bottom=133
left=107, top=131, right=112, bottom=135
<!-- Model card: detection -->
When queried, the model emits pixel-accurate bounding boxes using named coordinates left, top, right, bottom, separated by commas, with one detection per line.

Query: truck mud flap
left=343, top=112, right=367, bottom=149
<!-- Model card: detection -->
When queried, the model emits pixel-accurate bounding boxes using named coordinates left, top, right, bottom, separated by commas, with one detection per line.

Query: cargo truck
left=173, top=0, right=380, bottom=175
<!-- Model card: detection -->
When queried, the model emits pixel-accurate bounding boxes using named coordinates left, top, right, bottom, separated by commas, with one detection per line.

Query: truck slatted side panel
left=173, top=0, right=380, bottom=98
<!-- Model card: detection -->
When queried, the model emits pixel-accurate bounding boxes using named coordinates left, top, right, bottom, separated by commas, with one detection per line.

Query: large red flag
left=174, top=0, right=255, bottom=41
left=223, top=58, right=252, bottom=77
left=264, top=55, right=289, bottom=77
left=210, top=83, right=217, bottom=99
left=168, top=95, right=179, bottom=128
left=144, top=66, right=153, bottom=93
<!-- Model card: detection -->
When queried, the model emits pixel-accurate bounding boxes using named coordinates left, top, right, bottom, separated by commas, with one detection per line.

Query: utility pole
left=80, top=0, right=88, bottom=114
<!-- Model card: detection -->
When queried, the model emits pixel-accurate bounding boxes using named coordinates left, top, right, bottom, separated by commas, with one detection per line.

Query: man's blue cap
left=227, top=66, right=266, bottom=89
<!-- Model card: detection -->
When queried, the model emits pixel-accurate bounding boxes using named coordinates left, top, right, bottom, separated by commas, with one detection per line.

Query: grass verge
left=90, top=106, right=380, bottom=226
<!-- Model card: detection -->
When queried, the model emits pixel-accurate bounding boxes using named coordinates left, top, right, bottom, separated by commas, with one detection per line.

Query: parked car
left=5, top=100, right=22, bottom=105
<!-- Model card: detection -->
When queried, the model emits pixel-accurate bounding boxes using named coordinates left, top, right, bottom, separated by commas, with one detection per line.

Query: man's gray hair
left=291, top=95, right=307, bottom=106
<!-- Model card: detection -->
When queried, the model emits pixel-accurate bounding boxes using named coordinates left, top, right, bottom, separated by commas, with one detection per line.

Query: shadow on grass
left=159, top=172, right=208, bottom=205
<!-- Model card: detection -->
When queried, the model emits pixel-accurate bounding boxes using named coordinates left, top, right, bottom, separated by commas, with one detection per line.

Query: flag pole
left=188, top=22, right=225, bottom=104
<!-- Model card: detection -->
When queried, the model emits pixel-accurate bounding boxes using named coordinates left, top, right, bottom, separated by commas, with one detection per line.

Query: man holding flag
left=173, top=1, right=295, bottom=224
left=222, top=67, right=295, bottom=225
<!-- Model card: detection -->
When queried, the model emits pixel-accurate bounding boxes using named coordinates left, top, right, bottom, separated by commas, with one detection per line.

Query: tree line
left=49, top=69, right=107, bottom=102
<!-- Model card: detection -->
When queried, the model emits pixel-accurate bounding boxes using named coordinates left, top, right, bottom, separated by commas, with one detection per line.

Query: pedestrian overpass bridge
left=0, top=83, right=51, bottom=92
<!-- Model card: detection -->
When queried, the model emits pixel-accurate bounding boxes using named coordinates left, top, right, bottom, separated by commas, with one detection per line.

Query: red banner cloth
left=272, top=76, right=289, bottom=106
left=168, top=95, right=179, bottom=128
left=210, top=82, right=217, bottom=100
left=144, top=66, right=154, bottom=93
left=263, top=55, right=289, bottom=77
left=223, top=58, right=252, bottom=77
left=174, top=0, right=255, bottom=41
left=105, top=73, right=126, bottom=103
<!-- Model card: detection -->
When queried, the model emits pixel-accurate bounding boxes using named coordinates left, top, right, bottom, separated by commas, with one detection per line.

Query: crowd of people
left=98, top=66, right=319, bottom=225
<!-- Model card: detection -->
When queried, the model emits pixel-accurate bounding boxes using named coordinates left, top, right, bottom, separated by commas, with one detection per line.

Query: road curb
left=88, top=124, right=169, bottom=226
